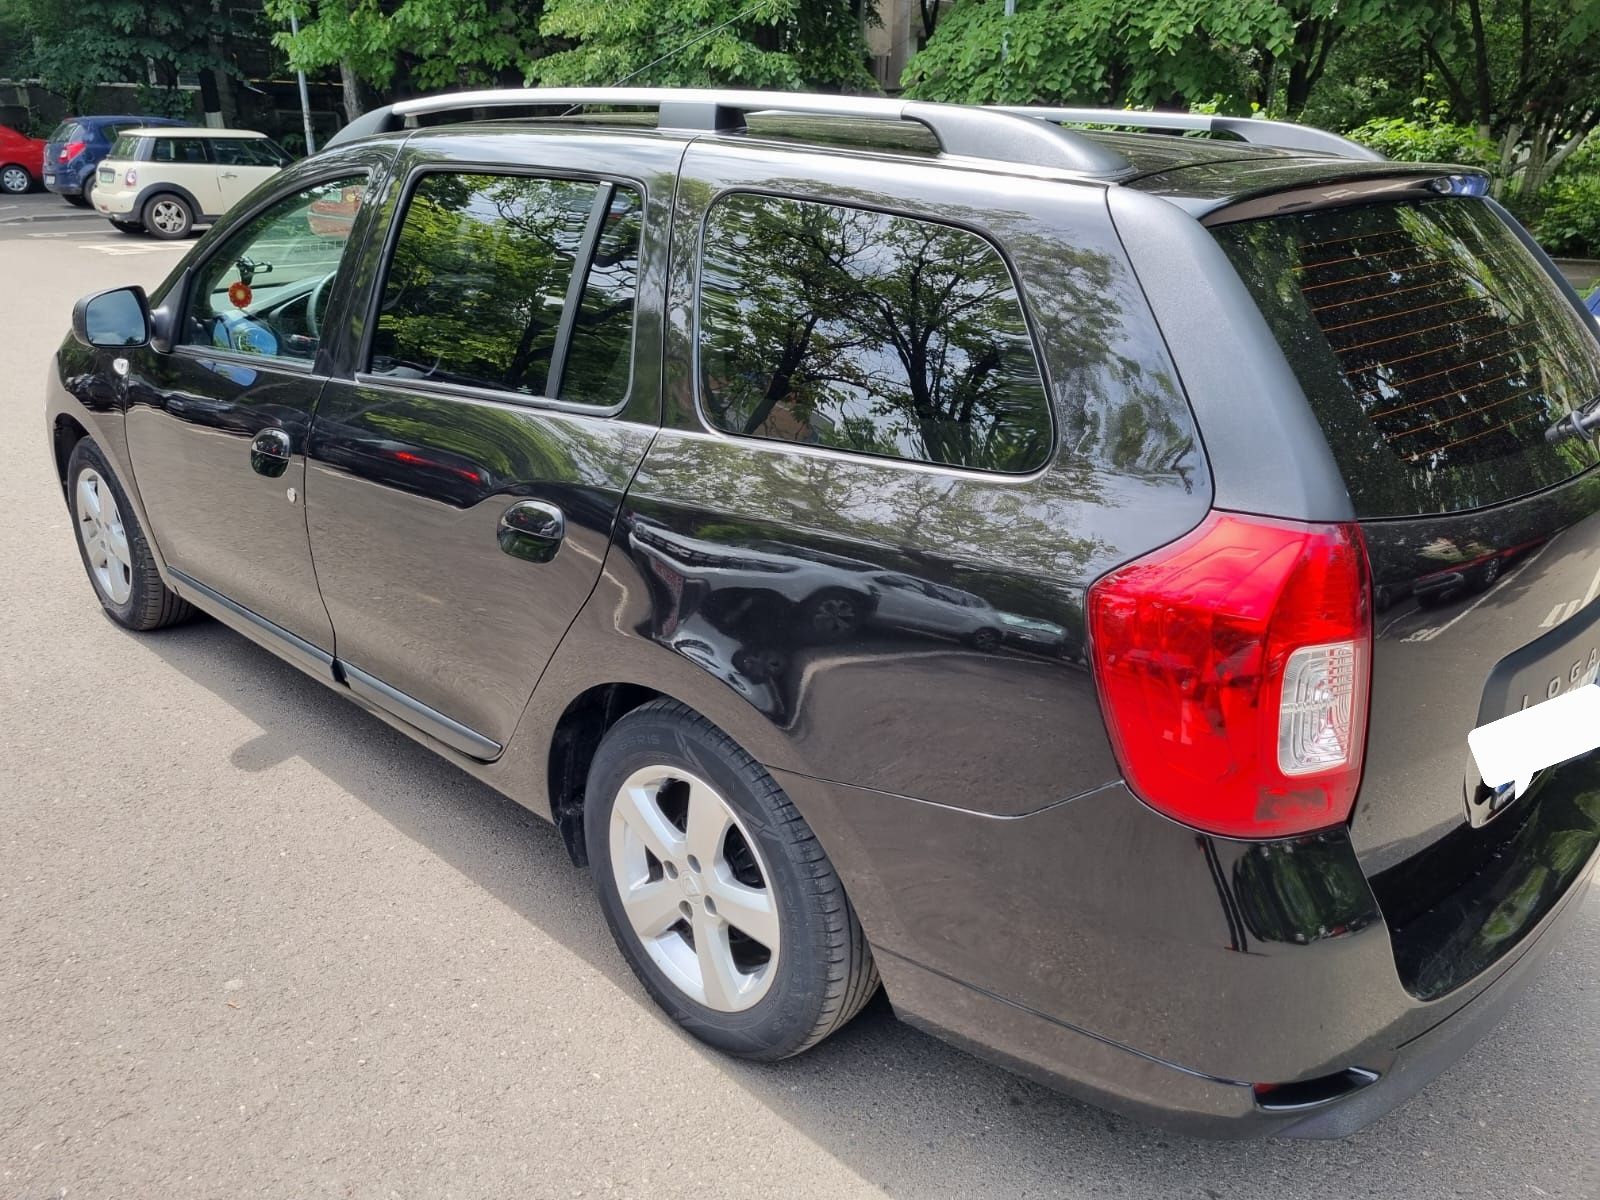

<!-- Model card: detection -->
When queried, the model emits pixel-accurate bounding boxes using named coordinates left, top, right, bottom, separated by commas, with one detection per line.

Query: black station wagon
left=47, top=88, right=1600, bottom=1137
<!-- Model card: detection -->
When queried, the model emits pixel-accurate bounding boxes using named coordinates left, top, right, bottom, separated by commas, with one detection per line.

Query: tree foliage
left=4, top=0, right=237, bottom=113
left=900, top=0, right=1430, bottom=113
left=533, top=0, right=874, bottom=90
left=266, top=0, right=543, bottom=93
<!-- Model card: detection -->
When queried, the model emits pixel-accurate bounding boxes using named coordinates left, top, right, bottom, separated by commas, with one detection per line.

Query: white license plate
left=43, top=174, right=54, bottom=185
left=1469, top=683, right=1600, bottom=798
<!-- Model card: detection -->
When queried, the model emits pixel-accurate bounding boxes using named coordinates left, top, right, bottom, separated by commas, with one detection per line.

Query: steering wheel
left=307, top=272, right=335, bottom=338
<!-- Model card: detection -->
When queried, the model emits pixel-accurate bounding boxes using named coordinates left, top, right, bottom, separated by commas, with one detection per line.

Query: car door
left=212, top=137, right=288, bottom=211
left=124, top=165, right=381, bottom=671
left=305, top=131, right=675, bottom=758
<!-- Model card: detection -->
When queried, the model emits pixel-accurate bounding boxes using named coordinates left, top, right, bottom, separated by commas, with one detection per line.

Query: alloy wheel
left=76, top=468, right=133, bottom=604
left=0, top=165, right=29, bottom=194
left=608, top=765, right=780, bottom=1012
left=150, top=199, right=186, bottom=235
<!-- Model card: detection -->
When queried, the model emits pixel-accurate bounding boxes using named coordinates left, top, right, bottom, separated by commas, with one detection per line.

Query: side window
left=698, top=193, right=1053, bottom=473
left=182, top=175, right=367, bottom=360
left=367, top=172, right=642, bottom=403
left=213, top=138, right=286, bottom=167
left=154, top=138, right=209, bottom=164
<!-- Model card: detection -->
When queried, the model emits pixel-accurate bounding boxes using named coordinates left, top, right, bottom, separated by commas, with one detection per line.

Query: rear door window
left=153, top=138, right=210, bottom=164
left=697, top=193, right=1053, bottom=473
left=1216, top=198, right=1600, bottom=516
left=367, top=171, right=642, bottom=405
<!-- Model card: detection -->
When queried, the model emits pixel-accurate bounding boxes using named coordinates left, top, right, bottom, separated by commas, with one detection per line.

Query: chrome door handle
left=498, top=500, right=565, bottom=563
left=250, top=428, right=293, bottom=478
left=219, top=170, right=239, bottom=178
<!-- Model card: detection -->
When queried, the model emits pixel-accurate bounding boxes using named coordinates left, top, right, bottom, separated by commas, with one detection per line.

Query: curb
left=0, top=210, right=102, bottom=225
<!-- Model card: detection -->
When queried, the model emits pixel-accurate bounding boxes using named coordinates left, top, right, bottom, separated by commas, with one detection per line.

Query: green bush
left=1346, top=99, right=1498, bottom=169
left=1524, top=138, right=1600, bottom=259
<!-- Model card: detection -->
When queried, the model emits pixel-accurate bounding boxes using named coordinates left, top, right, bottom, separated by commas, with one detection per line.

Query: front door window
left=182, top=175, right=367, bottom=360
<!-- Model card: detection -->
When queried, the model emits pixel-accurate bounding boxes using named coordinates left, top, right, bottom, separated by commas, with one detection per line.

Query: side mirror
left=71, top=285, right=151, bottom=349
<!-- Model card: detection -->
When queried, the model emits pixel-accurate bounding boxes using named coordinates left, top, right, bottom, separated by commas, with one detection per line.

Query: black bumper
left=773, top=767, right=1600, bottom=1137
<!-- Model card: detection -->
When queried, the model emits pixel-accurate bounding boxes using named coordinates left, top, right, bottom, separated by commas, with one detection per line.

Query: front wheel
left=0, top=163, right=31, bottom=194
left=66, top=438, right=193, bottom=630
left=143, top=193, right=193, bottom=239
left=586, top=700, right=879, bottom=1060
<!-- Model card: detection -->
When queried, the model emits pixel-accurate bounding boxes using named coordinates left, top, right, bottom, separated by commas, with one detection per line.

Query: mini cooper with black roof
left=46, top=88, right=1600, bottom=1138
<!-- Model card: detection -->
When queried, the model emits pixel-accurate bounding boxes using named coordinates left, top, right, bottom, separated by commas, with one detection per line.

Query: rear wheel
left=143, top=193, right=193, bottom=239
left=586, top=700, right=879, bottom=1059
left=66, top=438, right=193, bottom=631
left=0, top=164, right=31, bottom=194
left=63, top=192, right=90, bottom=208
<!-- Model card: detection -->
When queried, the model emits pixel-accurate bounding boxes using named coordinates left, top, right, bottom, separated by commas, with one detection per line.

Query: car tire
left=585, top=699, right=879, bottom=1060
left=63, top=192, right=90, bottom=208
left=66, top=437, right=194, bottom=631
left=970, top=627, right=1000, bottom=652
left=0, top=163, right=31, bottom=194
left=109, top=219, right=144, bottom=235
left=143, top=193, right=193, bottom=239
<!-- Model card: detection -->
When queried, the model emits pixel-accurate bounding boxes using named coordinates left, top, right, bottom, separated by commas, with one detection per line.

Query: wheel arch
left=52, top=412, right=91, bottom=488
left=135, top=182, right=208, bottom=223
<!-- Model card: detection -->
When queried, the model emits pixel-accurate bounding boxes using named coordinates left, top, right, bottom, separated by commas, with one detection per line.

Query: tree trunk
left=339, top=60, right=366, bottom=123
left=1465, top=0, right=1493, bottom=139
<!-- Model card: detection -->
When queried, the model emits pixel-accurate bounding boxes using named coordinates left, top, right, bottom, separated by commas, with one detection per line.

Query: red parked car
left=0, top=124, right=46, bottom=194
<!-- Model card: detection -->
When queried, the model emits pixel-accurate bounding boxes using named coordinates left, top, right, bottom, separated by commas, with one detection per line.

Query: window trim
left=354, top=161, right=648, bottom=418
left=170, top=165, right=374, bottom=373
left=690, top=185, right=1058, bottom=478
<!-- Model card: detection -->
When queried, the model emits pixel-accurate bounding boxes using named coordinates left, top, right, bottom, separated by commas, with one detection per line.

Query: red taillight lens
left=1087, top=512, right=1372, bottom=839
left=59, top=140, right=86, bottom=162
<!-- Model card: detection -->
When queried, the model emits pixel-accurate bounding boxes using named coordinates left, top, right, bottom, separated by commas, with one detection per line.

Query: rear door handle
left=498, top=500, right=565, bottom=563
left=250, top=428, right=293, bottom=478
left=219, top=170, right=239, bottom=178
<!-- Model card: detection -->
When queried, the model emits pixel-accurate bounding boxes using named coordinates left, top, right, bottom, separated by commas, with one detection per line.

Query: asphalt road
left=2, top=211, right=1598, bottom=1200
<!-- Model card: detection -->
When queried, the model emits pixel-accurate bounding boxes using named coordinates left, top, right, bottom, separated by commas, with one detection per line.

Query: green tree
left=533, top=0, right=875, bottom=90
left=267, top=0, right=545, bottom=102
left=6, top=0, right=236, bottom=115
left=900, top=0, right=1428, bottom=114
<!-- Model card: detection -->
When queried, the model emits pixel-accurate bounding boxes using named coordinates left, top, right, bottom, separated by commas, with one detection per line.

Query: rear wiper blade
left=1544, top=396, right=1600, bottom=444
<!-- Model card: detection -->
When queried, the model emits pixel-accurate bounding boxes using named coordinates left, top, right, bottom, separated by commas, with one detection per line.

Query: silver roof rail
left=323, top=86, right=1135, bottom=177
left=988, top=106, right=1384, bottom=162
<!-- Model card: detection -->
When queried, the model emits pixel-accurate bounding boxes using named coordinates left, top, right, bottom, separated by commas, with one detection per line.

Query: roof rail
left=988, top=106, right=1384, bottom=162
left=323, top=87, right=1136, bottom=177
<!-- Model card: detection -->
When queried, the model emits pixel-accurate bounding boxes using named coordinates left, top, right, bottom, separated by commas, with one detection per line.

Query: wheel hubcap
left=152, top=201, right=183, bottom=232
left=609, top=766, right=780, bottom=1012
left=1, top=166, right=26, bottom=192
left=76, top=469, right=133, bottom=604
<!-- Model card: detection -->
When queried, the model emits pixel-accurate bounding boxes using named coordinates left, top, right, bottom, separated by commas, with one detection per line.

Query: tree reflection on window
left=698, top=194, right=1053, bottom=473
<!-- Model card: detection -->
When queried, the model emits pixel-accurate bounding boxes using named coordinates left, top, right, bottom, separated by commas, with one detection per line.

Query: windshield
left=1215, top=197, right=1600, bottom=517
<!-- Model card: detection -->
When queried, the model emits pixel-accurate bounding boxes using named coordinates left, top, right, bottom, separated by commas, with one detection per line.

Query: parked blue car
left=43, top=115, right=182, bottom=206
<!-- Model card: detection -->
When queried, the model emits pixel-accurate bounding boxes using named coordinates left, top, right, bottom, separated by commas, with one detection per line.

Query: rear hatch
left=1211, top=185, right=1600, bottom=1000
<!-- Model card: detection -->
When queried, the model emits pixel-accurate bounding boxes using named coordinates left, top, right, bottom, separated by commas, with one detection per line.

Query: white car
left=93, top=127, right=292, bottom=239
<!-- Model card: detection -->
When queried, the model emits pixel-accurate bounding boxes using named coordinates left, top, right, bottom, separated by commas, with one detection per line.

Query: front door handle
left=250, top=428, right=293, bottom=478
left=498, top=500, right=565, bottom=563
left=219, top=170, right=239, bottom=179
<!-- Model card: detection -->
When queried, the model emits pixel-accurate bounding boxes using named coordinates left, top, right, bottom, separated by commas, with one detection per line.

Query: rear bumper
left=773, top=768, right=1600, bottom=1138
left=94, top=187, right=138, bottom=217
left=876, top=853, right=1591, bottom=1137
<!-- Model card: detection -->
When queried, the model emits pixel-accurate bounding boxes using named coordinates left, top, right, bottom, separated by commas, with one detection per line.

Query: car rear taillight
left=124, top=168, right=137, bottom=186
left=59, top=140, right=85, bottom=162
left=1087, top=512, right=1372, bottom=839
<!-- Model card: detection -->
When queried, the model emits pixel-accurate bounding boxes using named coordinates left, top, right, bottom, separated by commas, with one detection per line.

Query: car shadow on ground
left=144, top=616, right=1598, bottom=1199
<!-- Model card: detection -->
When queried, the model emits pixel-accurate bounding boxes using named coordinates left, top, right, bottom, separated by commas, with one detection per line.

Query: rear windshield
left=48, top=121, right=85, bottom=143
left=108, top=134, right=141, bottom=160
left=1216, top=198, right=1600, bottom=517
